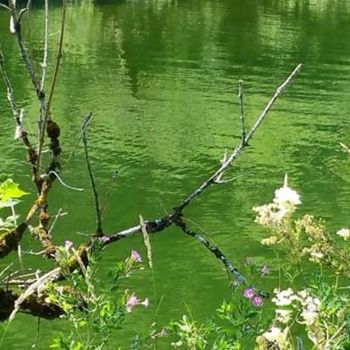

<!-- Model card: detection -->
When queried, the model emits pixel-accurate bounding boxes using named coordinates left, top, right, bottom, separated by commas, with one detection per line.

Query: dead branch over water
left=0, top=1, right=302, bottom=320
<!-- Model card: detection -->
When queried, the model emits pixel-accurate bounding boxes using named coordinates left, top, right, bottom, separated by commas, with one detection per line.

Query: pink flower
left=252, top=295, right=263, bottom=307
left=64, top=240, right=73, bottom=250
left=126, top=293, right=139, bottom=312
left=131, top=250, right=142, bottom=262
left=141, top=298, right=149, bottom=308
left=243, top=288, right=255, bottom=299
left=99, top=235, right=110, bottom=244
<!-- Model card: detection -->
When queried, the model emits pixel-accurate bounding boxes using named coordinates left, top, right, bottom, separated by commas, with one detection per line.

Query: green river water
left=1, top=0, right=350, bottom=348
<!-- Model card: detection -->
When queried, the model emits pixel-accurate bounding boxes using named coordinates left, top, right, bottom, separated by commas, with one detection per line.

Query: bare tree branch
left=37, top=0, right=66, bottom=173
left=0, top=49, right=40, bottom=189
left=8, top=0, right=40, bottom=97
left=40, top=0, right=49, bottom=93
left=81, top=113, right=104, bottom=236
left=174, top=218, right=246, bottom=285
left=174, top=63, right=302, bottom=213
left=238, top=79, right=246, bottom=143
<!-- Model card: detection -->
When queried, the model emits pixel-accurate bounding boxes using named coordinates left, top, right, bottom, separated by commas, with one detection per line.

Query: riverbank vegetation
left=0, top=1, right=350, bottom=349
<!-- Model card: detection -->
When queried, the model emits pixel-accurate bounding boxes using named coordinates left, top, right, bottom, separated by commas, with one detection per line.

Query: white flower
left=262, top=326, right=290, bottom=348
left=336, top=228, right=350, bottom=240
left=253, top=175, right=301, bottom=229
left=272, top=288, right=298, bottom=306
left=297, top=290, right=308, bottom=299
left=310, top=251, right=324, bottom=260
left=274, top=174, right=301, bottom=207
left=253, top=204, right=286, bottom=228
left=299, top=295, right=320, bottom=326
left=300, top=310, right=319, bottom=326
left=275, top=309, right=292, bottom=324
left=261, top=236, right=278, bottom=246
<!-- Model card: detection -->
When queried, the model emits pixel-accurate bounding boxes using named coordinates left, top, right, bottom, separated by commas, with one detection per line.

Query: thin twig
left=8, top=267, right=61, bottom=322
left=8, top=1, right=40, bottom=97
left=40, top=0, right=49, bottom=93
left=140, top=215, right=153, bottom=269
left=0, top=49, right=40, bottom=189
left=81, top=113, right=103, bottom=235
left=37, top=0, right=66, bottom=174
left=48, top=208, right=63, bottom=234
left=0, top=3, right=11, bottom=11
left=238, top=80, right=246, bottom=144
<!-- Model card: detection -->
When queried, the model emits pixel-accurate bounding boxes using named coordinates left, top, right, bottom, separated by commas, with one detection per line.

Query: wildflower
left=261, top=326, right=290, bottom=349
left=272, top=288, right=298, bottom=306
left=98, top=235, right=110, bottom=244
left=131, top=250, right=142, bottom=262
left=275, top=309, right=292, bottom=324
left=336, top=228, right=350, bottom=240
left=274, top=174, right=301, bottom=207
left=126, top=293, right=139, bottom=312
left=261, top=265, right=270, bottom=276
left=261, top=236, right=278, bottom=246
left=171, top=340, right=183, bottom=348
left=299, top=296, right=320, bottom=326
left=252, top=295, right=263, bottom=307
left=296, top=290, right=308, bottom=299
left=300, top=309, right=319, bottom=326
left=64, top=240, right=73, bottom=251
left=243, top=288, right=255, bottom=299
left=309, top=250, right=324, bottom=260
left=253, top=204, right=284, bottom=228
left=141, top=298, right=149, bottom=308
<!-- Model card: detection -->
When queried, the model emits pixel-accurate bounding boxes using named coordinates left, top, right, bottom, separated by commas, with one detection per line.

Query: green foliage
left=166, top=176, right=350, bottom=350
left=0, top=178, right=27, bottom=233
left=47, top=249, right=147, bottom=349
left=0, top=179, right=28, bottom=203
left=167, top=292, right=269, bottom=350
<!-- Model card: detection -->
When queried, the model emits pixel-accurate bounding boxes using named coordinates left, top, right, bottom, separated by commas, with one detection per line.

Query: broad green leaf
left=0, top=179, right=28, bottom=202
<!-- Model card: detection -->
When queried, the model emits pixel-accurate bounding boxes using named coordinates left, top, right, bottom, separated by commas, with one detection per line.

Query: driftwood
left=0, top=0, right=302, bottom=320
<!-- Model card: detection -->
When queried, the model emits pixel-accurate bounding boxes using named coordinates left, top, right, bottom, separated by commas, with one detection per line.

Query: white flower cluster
left=253, top=175, right=301, bottom=242
left=260, top=326, right=290, bottom=349
left=272, top=288, right=320, bottom=325
left=261, top=288, right=322, bottom=347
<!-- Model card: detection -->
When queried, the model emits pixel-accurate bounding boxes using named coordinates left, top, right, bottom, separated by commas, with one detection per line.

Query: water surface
left=1, top=0, right=350, bottom=347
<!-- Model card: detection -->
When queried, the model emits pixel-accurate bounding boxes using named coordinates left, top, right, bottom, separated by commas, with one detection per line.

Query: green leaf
left=0, top=179, right=28, bottom=202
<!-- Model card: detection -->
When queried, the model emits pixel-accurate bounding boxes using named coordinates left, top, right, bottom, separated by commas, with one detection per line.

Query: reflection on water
left=1, top=0, right=350, bottom=347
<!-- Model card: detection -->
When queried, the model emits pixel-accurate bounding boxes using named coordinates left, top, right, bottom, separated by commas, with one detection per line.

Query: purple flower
left=243, top=288, right=255, bottom=299
left=126, top=293, right=139, bottom=312
left=131, top=250, right=142, bottom=262
left=64, top=240, right=73, bottom=250
left=99, top=235, right=110, bottom=244
left=252, top=295, right=263, bottom=307
left=261, top=265, right=270, bottom=277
